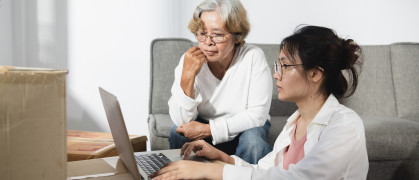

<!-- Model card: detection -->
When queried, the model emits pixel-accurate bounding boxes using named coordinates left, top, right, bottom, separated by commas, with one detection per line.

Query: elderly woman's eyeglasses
left=273, top=60, right=303, bottom=79
left=195, top=32, right=230, bottom=43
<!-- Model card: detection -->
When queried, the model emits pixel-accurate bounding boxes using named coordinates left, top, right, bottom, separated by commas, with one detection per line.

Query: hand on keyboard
left=135, top=153, right=171, bottom=176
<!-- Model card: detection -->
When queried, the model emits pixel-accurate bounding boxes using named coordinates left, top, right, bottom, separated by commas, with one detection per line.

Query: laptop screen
left=99, top=87, right=142, bottom=180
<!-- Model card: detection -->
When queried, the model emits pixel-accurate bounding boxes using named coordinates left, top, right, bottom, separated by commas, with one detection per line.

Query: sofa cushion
left=363, top=116, right=419, bottom=161
left=148, top=114, right=174, bottom=138
left=340, top=45, right=398, bottom=118
left=368, top=160, right=419, bottom=180
left=390, top=43, right=419, bottom=122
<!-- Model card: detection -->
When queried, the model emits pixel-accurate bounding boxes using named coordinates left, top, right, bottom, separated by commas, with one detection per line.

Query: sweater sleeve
left=211, top=47, right=273, bottom=144
left=168, top=54, right=202, bottom=126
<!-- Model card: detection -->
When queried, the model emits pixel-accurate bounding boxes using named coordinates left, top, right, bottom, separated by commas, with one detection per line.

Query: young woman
left=153, top=25, right=369, bottom=180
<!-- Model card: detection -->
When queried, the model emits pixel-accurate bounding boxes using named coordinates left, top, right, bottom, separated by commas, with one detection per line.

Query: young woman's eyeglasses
left=195, top=32, right=230, bottom=43
left=273, top=60, right=303, bottom=79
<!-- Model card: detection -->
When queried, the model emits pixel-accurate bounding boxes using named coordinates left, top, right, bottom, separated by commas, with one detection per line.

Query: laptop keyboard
left=135, top=153, right=171, bottom=176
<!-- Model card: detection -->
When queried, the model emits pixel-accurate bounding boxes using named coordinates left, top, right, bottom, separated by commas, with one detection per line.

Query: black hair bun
left=341, top=39, right=360, bottom=70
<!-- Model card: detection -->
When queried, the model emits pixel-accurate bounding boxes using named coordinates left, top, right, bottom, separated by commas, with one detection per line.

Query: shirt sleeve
left=223, top=150, right=276, bottom=180
left=211, top=47, right=273, bottom=144
left=223, top=164, right=253, bottom=180
left=168, top=54, right=202, bottom=126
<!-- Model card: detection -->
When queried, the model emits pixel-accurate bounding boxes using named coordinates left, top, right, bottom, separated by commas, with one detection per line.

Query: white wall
left=0, top=0, right=67, bottom=68
left=177, top=0, right=419, bottom=45
left=240, top=0, right=419, bottom=45
left=66, top=0, right=184, bottom=137
left=0, top=0, right=13, bottom=65
left=3, top=0, right=419, bottom=149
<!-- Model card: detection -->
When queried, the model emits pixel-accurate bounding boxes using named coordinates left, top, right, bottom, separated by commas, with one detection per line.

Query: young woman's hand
left=150, top=161, right=223, bottom=180
left=180, top=140, right=235, bottom=164
left=180, top=140, right=217, bottom=160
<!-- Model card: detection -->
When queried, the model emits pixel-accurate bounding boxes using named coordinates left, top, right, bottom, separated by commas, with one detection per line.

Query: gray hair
left=194, top=0, right=234, bottom=22
left=188, top=0, right=250, bottom=46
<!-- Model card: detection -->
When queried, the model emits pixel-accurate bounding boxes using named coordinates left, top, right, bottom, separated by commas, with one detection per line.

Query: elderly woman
left=153, top=25, right=369, bottom=179
left=168, top=0, right=273, bottom=164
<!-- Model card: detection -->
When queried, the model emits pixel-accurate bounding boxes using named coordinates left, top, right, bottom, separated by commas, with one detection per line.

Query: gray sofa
left=148, top=38, right=419, bottom=179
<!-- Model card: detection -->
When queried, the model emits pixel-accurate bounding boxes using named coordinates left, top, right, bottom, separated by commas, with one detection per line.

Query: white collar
left=285, top=94, right=340, bottom=127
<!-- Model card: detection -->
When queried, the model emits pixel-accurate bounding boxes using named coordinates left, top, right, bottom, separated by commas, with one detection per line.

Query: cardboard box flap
left=0, top=66, right=68, bottom=74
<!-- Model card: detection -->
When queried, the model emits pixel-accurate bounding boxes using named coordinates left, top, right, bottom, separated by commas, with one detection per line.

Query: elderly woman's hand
left=180, top=47, right=207, bottom=98
left=149, top=160, right=223, bottom=180
left=183, top=47, right=207, bottom=77
left=176, top=121, right=211, bottom=141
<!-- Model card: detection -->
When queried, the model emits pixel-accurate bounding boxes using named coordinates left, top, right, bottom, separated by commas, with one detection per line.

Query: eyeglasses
left=195, top=32, right=230, bottom=43
left=273, top=60, right=303, bottom=79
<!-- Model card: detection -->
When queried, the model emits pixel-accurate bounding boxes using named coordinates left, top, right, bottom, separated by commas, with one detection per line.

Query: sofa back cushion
left=150, top=38, right=192, bottom=114
left=390, top=43, right=419, bottom=122
left=340, top=45, right=398, bottom=118
left=150, top=39, right=417, bottom=122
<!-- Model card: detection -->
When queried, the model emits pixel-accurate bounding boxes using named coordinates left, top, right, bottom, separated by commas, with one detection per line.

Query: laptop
left=98, top=87, right=207, bottom=180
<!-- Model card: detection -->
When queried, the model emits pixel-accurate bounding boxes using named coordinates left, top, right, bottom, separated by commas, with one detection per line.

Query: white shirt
left=224, top=94, right=369, bottom=180
left=168, top=44, right=272, bottom=145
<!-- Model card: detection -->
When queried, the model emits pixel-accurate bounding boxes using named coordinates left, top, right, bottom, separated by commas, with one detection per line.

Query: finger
left=191, top=141, right=205, bottom=154
left=195, top=141, right=209, bottom=157
left=153, top=171, right=180, bottom=180
left=195, top=149, right=205, bottom=157
left=193, top=51, right=208, bottom=63
left=187, top=48, right=201, bottom=58
left=151, top=162, right=178, bottom=177
left=191, top=140, right=204, bottom=150
left=180, top=142, right=191, bottom=156
left=185, top=47, right=200, bottom=60
left=191, top=48, right=204, bottom=56
left=183, top=143, right=195, bottom=160
left=175, top=126, right=184, bottom=133
left=185, top=142, right=201, bottom=159
left=150, top=171, right=177, bottom=180
left=195, top=54, right=206, bottom=62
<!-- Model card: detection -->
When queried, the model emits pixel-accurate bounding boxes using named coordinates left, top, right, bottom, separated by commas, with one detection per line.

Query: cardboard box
left=67, top=130, right=147, bottom=161
left=0, top=67, right=68, bottom=180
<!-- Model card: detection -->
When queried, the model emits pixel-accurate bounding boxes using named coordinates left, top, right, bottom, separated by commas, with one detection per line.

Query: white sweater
left=168, top=44, right=273, bottom=145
